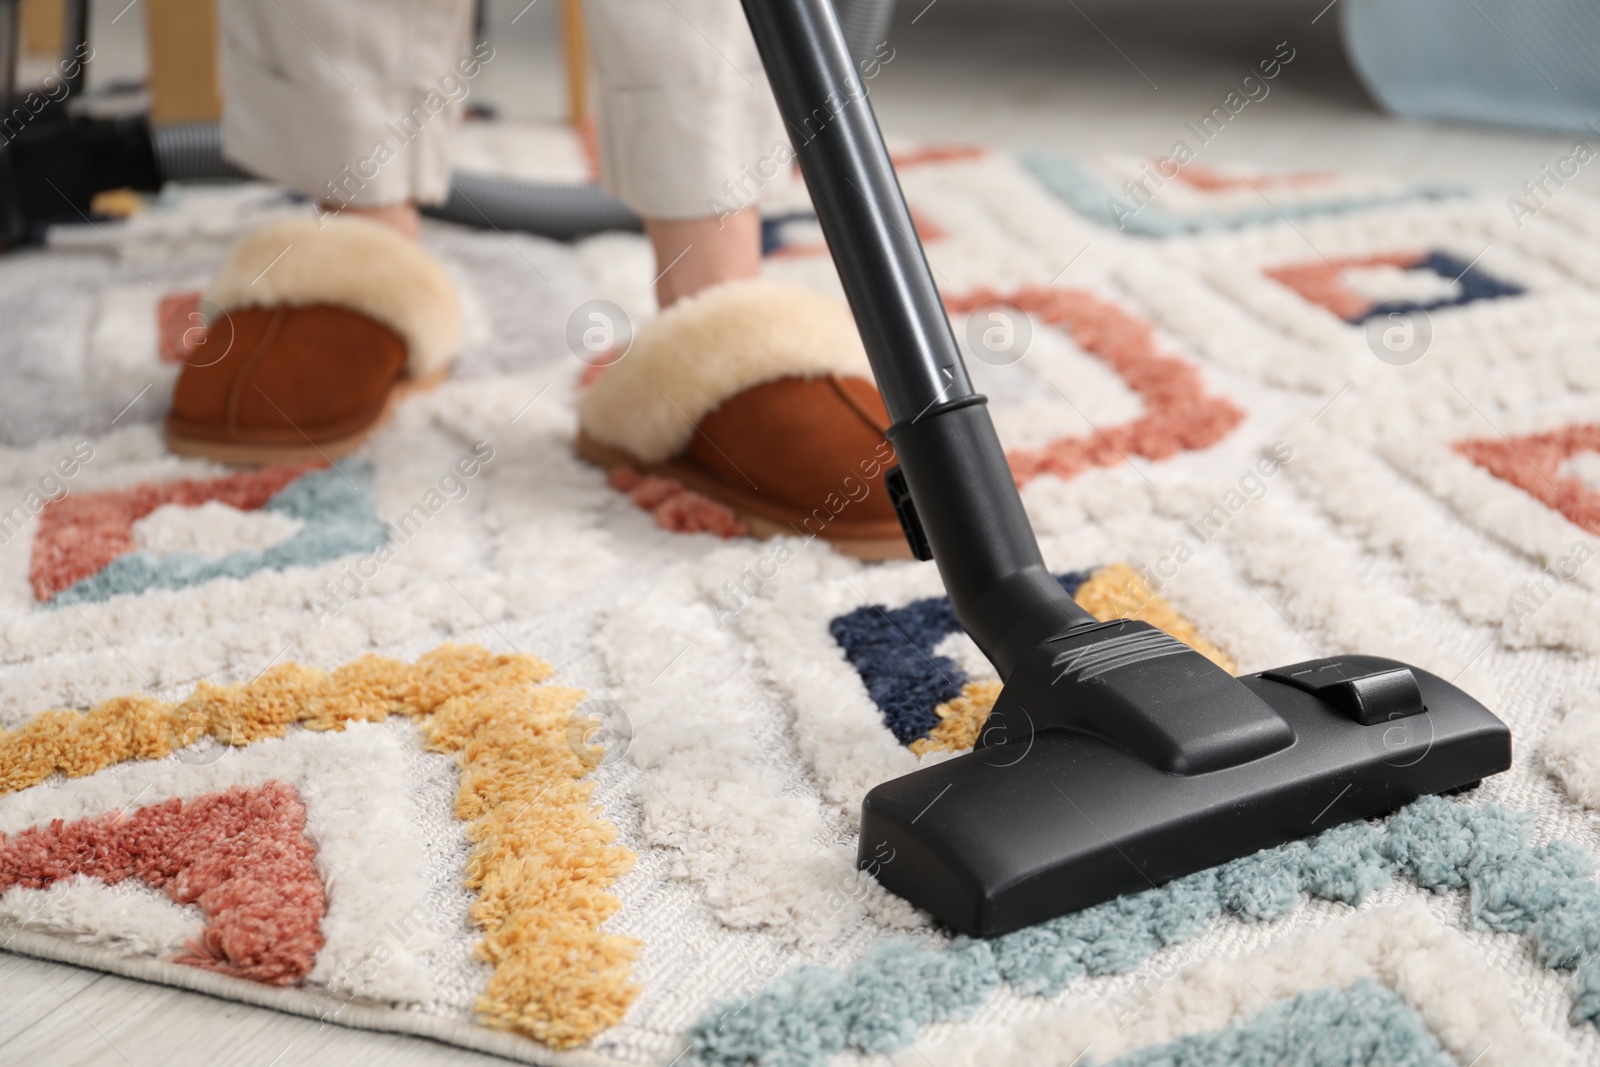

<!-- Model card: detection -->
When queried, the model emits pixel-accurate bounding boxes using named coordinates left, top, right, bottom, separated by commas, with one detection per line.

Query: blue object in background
left=1344, top=0, right=1600, bottom=135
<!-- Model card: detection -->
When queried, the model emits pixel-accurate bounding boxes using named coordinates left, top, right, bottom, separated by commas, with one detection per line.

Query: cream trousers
left=218, top=0, right=789, bottom=219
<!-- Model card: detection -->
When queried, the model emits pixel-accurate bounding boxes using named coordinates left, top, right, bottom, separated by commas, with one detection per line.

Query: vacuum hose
left=146, top=120, right=640, bottom=239
left=148, top=121, right=252, bottom=183
left=422, top=170, right=640, bottom=239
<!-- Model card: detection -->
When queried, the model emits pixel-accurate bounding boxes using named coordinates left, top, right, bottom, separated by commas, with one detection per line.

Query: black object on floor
left=0, top=110, right=645, bottom=245
left=738, top=0, right=1512, bottom=936
left=0, top=108, right=162, bottom=249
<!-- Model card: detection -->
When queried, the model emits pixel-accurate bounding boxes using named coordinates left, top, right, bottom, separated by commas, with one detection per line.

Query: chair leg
left=563, top=0, right=589, bottom=128
left=144, top=0, right=221, bottom=123
left=20, top=0, right=59, bottom=57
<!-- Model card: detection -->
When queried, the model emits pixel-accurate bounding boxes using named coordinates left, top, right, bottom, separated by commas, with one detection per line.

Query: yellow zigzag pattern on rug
left=0, top=644, right=638, bottom=1049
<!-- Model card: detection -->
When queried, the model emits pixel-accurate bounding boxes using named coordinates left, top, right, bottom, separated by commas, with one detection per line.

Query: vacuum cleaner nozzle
left=860, top=642, right=1510, bottom=936
left=737, top=0, right=1514, bottom=940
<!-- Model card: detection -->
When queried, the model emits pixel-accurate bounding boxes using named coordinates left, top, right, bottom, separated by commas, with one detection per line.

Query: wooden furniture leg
left=20, top=0, right=60, bottom=57
left=563, top=0, right=589, bottom=127
left=144, top=0, right=221, bottom=123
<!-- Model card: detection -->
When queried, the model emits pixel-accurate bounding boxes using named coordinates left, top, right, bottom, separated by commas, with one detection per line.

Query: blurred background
left=8, top=0, right=1596, bottom=192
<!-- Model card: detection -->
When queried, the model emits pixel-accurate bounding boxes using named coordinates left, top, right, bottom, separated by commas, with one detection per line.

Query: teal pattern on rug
left=685, top=796, right=1600, bottom=1066
left=1104, top=978, right=1455, bottom=1067
left=49, top=462, right=387, bottom=607
left=1021, top=153, right=1464, bottom=237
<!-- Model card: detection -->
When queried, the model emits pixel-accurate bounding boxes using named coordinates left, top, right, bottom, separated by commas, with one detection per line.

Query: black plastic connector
left=884, top=466, right=931, bottom=561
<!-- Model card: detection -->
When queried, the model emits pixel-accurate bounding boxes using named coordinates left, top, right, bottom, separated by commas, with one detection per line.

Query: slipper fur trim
left=205, top=215, right=462, bottom=379
left=579, top=279, right=871, bottom=463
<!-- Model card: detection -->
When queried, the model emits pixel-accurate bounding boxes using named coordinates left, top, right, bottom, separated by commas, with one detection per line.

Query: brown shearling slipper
left=164, top=216, right=462, bottom=465
left=576, top=280, right=911, bottom=560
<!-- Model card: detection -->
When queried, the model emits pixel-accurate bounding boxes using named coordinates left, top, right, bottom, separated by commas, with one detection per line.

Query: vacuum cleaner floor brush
left=738, top=0, right=1512, bottom=936
left=860, top=639, right=1508, bottom=935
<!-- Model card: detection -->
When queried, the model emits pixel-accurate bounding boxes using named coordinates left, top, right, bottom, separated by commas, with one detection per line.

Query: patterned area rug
left=3, top=136, right=1600, bottom=1067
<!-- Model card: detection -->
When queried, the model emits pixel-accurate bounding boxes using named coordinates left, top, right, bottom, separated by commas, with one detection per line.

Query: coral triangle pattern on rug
left=1, top=781, right=326, bottom=983
left=1455, top=423, right=1600, bottom=536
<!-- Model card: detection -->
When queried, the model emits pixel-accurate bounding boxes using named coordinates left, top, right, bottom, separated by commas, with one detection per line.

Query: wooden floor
left=0, top=951, right=509, bottom=1066
left=3, top=0, right=1594, bottom=1064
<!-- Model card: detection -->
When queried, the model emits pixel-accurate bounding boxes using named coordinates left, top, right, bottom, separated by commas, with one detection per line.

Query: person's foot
left=576, top=279, right=909, bottom=559
left=165, top=214, right=461, bottom=465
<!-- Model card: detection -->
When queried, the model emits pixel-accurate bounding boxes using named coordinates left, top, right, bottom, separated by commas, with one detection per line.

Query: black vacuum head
left=858, top=621, right=1511, bottom=937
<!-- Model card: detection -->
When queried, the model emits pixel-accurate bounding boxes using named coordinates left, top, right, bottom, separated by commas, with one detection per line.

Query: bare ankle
left=645, top=208, right=762, bottom=309
left=320, top=201, right=422, bottom=241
